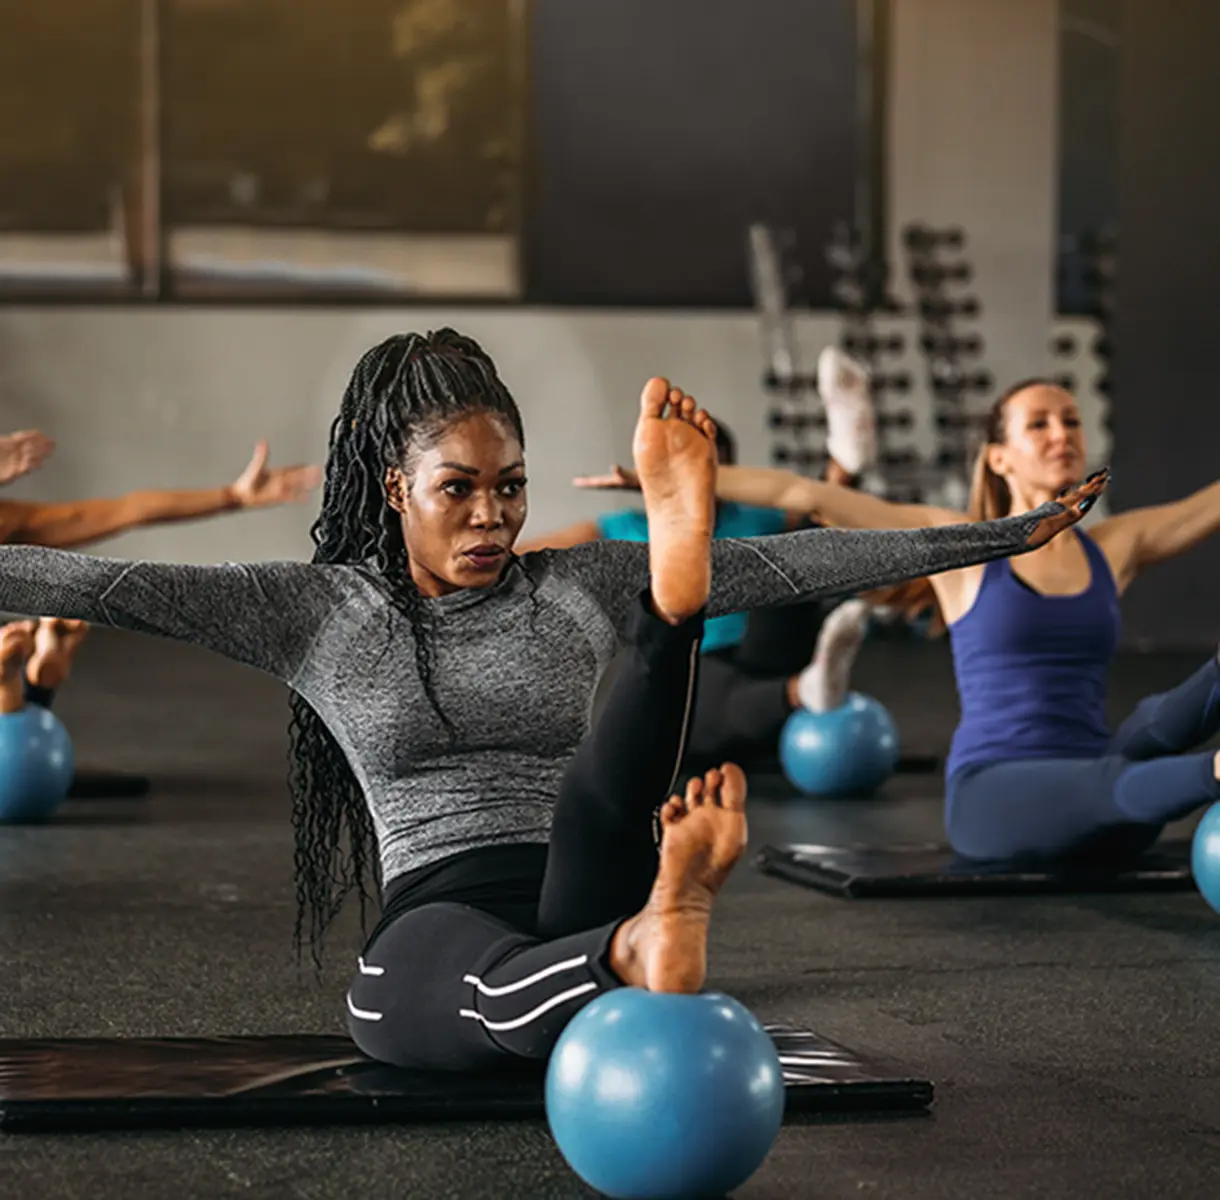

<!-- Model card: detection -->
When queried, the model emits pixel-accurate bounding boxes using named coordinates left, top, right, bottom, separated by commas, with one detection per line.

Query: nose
left=470, top=493, right=505, bottom=529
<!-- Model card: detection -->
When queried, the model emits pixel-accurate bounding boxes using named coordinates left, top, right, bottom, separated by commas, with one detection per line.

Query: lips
left=463, top=545, right=507, bottom=568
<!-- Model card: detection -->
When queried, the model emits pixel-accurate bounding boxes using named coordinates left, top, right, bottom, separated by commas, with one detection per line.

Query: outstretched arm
left=0, top=441, right=321, bottom=550
left=0, top=545, right=340, bottom=683
left=546, top=474, right=1107, bottom=630
left=1092, top=478, right=1220, bottom=589
left=575, top=461, right=965, bottom=531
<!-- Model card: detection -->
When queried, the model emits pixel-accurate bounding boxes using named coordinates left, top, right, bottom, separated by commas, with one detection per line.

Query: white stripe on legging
left=459, top=981, right=599, bottom=1032
left=357, top=957, right=385, bottom=976
left=462, top=953, right=589, bottom=997
left=664, top=638, right=701, bottom=801
left=346, top=993, right=383, bottom=1022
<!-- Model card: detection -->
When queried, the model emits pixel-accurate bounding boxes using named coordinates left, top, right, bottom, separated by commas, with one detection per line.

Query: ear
left=384, top=466, right=408, bottom=515
left=985, top=442, right=1008, bottom=478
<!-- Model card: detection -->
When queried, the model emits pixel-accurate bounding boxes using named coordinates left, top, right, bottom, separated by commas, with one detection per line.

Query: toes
left=660, top=797, right=685, bottom=826
left=677, top=393, right=698, bottom=425
left=684, top=776, right=705, bottom=810
left=701, top=767, right=724, bottom=805
left=640, top=378, right=670, bottom=419
left=717, top=763, right=749, bottom=811
left=694, top=409, right=718, bottom=443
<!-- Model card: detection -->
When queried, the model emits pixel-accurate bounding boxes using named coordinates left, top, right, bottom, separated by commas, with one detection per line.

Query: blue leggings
left=947, top=655, right=1220, bottom=862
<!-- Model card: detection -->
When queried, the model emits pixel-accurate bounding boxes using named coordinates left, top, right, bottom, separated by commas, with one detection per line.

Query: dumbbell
left=767, top=410, right=820, bottom=434
left=877, top=411, right=915, bottom=432
left=933, top=411, right=990, bottom=432
left=873, top=373, right=913, bottom=396
left=919, top=296, right=981, bottom=321
left=930, top=369, right=993, bottom=397
left=1093, top=334, right=1113, bottom=360
left=911, top=262, right=973, bottom=288
left=878, top=449, right=921, bottom=470
left=903, top=224, right=967, bottom=252
left=1053, top=374, right=1076, bottom=392
left=772, top=446, right=826, bottom=471
left=934, top=448, right=970, bottom=470
left=842, top=332, right=905, bottom=357
left=921, top=332, right=983, bottom=357
left=1051, top=333, right=1078, bottom=357
left=761, top=369, right=813, bottom=393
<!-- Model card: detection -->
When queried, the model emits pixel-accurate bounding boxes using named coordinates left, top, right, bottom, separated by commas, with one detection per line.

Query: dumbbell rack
left=748, top=222, right=821, bottom=474
left=902, top=223, right=991, bottom=506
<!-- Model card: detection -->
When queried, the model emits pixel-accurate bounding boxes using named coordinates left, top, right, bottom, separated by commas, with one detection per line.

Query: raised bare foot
left=25, top=618, right=89, bottom=692
left=0, top=621, right=37, bottom=714
left=609, top=763, right=749, bottom=994
left=632, top=378, right=718, bottom=624
left=1026, top=468, right=1110, bottom=548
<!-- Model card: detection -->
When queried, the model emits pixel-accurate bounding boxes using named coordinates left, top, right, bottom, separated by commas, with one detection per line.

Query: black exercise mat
left=756, top=841, right=1195, bottom=898
left=66, top=771, right=151, bottom=801
left=0, top=1027, right=933, bottom=1131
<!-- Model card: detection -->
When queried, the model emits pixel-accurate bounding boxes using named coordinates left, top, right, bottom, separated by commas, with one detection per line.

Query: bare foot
left=632, top=378, right=718, bottom=624
left=609, top=763, right=749, bottom=994
left=25, top=618, right=89, bottom=691
left=1026, top=468, right=1110, bottom=548
left=0, top=621, right=37, bottom=714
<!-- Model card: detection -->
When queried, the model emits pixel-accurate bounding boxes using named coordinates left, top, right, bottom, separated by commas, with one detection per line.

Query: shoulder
left=595, top=508, right=650, bottom=541
left=716, top=502, right=788, bottom=537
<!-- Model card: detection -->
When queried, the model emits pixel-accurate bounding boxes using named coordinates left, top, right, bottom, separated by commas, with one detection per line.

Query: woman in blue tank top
left=692, top=372, right=1220, bottom=863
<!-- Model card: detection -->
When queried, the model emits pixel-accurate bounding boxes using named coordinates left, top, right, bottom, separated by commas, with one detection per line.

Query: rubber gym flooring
left=3, top=629, right=1219, bottom=1199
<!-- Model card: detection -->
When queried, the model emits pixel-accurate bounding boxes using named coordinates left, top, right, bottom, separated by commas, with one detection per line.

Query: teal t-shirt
left=596, top=501, right=788, bottom=653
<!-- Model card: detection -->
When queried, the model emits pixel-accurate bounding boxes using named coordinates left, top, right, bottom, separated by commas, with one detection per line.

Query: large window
left=0, top=0, right=861, bottom=306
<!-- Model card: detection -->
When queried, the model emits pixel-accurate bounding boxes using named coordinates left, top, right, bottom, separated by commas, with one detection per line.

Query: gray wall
left=1110, top=0, right=1220, bottom=648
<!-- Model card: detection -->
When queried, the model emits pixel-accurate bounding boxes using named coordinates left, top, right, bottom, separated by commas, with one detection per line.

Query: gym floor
left=3, top=630, right=1219, bottom=1199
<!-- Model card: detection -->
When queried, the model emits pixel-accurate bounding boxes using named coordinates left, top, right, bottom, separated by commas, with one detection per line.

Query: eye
left=501, top=477, right=527, bottom=498
left=441, top=478, right=472, bottom=498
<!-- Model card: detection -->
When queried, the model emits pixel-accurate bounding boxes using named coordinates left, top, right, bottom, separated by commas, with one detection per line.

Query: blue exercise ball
left=546, top=989, right=785, bottom=1200
left=780, top=692, right=899, bottom=796
left=1192, top=802, right=1220, bottom=914
left=0, top=708, right=75, bottom=824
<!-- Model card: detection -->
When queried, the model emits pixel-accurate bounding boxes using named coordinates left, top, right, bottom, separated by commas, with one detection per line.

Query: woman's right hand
left=572, top=464, right=642, bottom=492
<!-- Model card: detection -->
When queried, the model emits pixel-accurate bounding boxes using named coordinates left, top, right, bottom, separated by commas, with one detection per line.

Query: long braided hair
left=288, top=328, right=525, bottom=959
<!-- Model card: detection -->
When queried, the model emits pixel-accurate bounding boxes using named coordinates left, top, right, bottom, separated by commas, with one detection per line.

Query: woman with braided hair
left=0, top=329, right=1104, bottom=1070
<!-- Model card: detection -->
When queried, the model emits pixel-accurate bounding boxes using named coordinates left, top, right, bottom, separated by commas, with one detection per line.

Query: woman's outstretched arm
left=543, top=472, right=1107, bottom=630
left=0, top=545, right=341, bottom=683
left=1092, top=477, right=1220, bottom=590
left=0, top=441, right=320, bottom=550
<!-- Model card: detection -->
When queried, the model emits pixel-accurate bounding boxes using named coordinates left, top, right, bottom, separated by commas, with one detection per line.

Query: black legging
left=23, top=681, right=55, bottom=709
left=685, top=599, right=830, bottom=764
left=347, top=591, right=704, bottom=1071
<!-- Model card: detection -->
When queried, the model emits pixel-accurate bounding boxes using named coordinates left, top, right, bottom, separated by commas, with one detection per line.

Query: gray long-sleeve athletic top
left=0, top=506, right=1057, bottom=883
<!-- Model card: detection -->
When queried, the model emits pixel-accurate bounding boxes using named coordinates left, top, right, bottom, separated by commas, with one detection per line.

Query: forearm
left=9, top=487, right=240, bottom=550
left=715, top=465, right=938, bottom=529
left=0, top=544, right=131, bottom=623
left=707, top=503, right=1060, bottom=615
